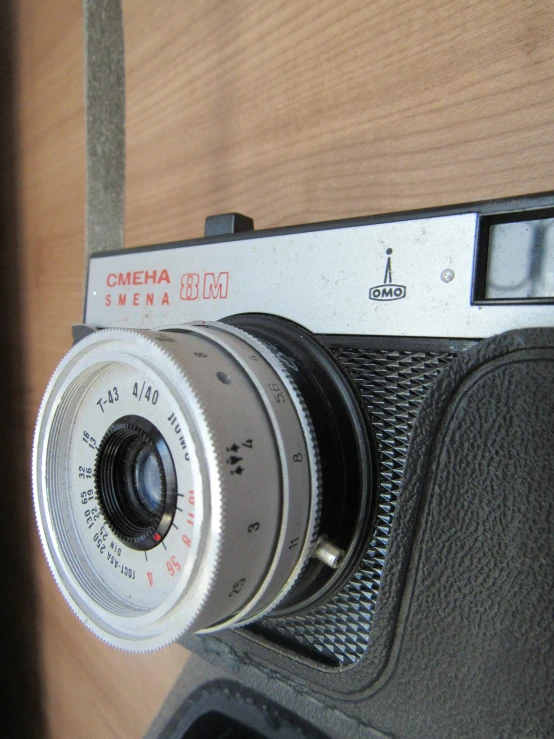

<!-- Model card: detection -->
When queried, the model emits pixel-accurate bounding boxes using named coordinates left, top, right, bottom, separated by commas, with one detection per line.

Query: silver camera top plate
left=85, top=207, right=554, bottom=338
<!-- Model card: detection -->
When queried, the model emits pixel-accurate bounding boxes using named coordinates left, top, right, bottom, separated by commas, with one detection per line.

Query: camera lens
left=33, top=323, right=321, bottom=650
left=134, top=444, right=163, bottom=511
left=94, top=416, right=177, bottom=550
left=34, top=319, right=376, bottom=651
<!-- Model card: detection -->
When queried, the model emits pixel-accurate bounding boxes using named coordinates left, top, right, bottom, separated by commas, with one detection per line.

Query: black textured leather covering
left=263, top=344, right=459, bottom=664
left=181, top=328, right=554, bottom=738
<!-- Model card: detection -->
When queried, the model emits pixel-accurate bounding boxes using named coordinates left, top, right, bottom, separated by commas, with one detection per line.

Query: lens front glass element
left=135, top=446, right=164, bottom=511
left=95, top=415, right=176, bottom=550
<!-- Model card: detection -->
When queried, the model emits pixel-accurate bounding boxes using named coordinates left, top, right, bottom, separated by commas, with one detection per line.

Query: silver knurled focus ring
left=33, top=330, right=222, bottom=651
left=191, top=321, right=321, bottom=626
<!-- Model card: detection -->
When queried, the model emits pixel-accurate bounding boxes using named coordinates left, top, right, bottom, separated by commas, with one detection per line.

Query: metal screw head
left=441, top=268, right=455, bottom=283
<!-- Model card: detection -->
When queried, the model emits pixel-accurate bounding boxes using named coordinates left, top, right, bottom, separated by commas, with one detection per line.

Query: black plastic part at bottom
left=159, top=681, right=330, bottom=739
left=224, top=314, right=379, bottom=615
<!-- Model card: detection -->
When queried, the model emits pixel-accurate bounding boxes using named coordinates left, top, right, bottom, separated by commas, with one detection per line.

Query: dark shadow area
left=0, top=2, right=46, bottom=736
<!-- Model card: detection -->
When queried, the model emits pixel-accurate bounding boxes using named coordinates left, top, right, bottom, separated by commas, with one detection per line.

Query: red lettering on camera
left=106, top=270, right=170, bottom=287
left=180, top=273, right=199, bottom=300
left=166, top=556, right=181, bottom=576
left=180, top=272, right=229, bottom=300
left=203, top=272, right=229, bottom=299
left=104, top=290, right=171, bottom=308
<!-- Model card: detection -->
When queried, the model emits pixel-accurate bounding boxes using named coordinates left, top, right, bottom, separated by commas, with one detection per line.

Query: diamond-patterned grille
left=262, top=346, right=458, bottom=664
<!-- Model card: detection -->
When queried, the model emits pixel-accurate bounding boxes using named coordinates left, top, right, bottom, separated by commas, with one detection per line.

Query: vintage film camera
left=33, top=194, right=554, bottom=738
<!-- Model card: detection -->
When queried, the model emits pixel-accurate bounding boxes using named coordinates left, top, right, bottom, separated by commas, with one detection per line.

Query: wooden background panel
left=17, top=2, right=188, bottom=738
left=16, top=0, right=554, bottom=737
left=124, top=0, right=554, bottom=250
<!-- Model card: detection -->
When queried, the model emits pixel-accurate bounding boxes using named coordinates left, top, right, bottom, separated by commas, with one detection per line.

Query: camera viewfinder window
left=485, top=217, right=554, bottom=300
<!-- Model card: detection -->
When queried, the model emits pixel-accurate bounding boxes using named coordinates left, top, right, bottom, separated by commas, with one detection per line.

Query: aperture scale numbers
left=146, top=488, right=196, bottom=589
left=77, top=474, right=139, bottom=580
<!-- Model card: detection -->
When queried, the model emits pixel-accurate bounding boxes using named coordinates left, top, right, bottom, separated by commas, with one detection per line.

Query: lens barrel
left=33, top=322, right=320, bottom=650
left=33, top=318, right=376, bottom=651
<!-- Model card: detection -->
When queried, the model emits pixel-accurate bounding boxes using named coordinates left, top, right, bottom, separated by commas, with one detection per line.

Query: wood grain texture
left=17, top=2, right=188, bottom=738
left=16, top=0, right=554, bottom=737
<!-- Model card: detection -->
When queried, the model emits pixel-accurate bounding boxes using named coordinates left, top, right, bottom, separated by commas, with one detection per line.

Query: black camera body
left=76, top=193, right=554, bottom=737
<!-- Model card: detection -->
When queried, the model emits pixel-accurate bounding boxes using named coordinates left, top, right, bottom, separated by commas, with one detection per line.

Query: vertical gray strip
left=84, top=0, right=125, bottom=258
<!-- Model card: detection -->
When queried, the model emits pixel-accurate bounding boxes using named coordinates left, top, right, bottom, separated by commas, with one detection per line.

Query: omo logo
left=369, top=248, right=406, bottom=301
left=180, top=271, right=229, bottom=301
